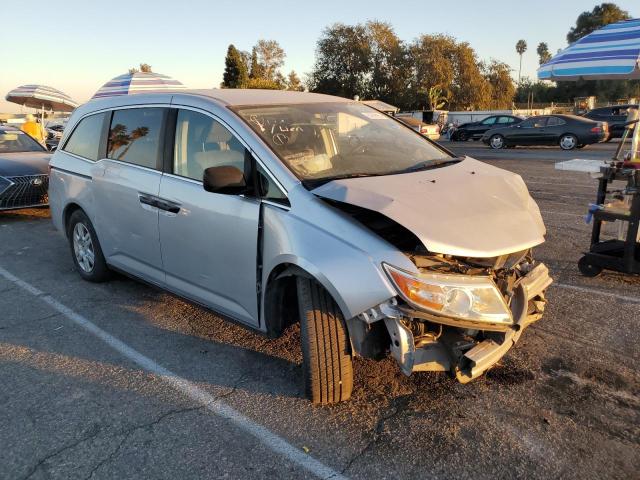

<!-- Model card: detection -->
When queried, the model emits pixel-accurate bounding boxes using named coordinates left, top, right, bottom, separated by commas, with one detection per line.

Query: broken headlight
left=383, top=264, right=513, bottom=326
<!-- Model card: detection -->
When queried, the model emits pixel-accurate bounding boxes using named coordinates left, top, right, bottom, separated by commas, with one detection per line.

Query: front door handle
left=138, top=193, right=181, bottom=214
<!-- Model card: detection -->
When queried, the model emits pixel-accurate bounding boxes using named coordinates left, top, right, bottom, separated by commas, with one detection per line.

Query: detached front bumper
left=379, top=263, right=552, bottom=383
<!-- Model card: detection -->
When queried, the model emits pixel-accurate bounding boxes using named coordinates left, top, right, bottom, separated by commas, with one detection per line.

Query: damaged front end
left=350, top=251, right=552, bottom=383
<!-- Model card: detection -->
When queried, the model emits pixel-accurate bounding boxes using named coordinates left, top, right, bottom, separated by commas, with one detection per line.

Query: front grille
left=0, top=175, right=49, bottom=210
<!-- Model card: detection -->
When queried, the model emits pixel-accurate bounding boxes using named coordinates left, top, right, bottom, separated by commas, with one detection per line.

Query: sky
left=1, top=0, right=638, bottom=113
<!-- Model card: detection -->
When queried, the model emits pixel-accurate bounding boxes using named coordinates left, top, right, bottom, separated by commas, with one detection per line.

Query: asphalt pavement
left=1, top=141, right=638, bottom=479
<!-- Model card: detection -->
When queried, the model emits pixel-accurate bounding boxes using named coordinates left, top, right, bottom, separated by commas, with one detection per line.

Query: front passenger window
left=174, top=110, right=246, bottom=181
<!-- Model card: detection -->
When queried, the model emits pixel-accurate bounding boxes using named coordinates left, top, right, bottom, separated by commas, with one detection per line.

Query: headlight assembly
left=383, top=263, right=513, bottom=327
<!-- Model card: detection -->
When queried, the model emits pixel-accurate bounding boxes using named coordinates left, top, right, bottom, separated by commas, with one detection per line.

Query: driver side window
left=521, top=118, right=546, bottom=128
left=174, top=109, right=246, bottom=181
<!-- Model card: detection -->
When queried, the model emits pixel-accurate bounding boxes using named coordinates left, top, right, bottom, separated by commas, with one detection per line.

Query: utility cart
left=579, top=164, right=640, bottom=276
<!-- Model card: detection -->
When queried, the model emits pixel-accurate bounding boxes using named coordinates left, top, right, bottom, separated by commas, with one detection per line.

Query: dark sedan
left=583, top=104, right=637, bottom=140
left=481, top=114, right=608, bottom=150
left=0, top=126, right=51, bottom=210
left=451, top=115, right=523, bottom=141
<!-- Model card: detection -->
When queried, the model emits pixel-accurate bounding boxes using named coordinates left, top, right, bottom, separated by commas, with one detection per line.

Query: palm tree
left=515, top=39, right=527, bottom=84
left=536, top=42, right=552, bottom=66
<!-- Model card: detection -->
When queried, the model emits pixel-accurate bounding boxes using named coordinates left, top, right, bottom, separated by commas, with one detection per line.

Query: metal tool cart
left=579, top=161, right=640, bottom=277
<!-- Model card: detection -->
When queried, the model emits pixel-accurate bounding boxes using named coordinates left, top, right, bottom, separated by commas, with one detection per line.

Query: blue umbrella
left=92, top=71, right=185, bottom=99
left=538, top=18, right=640, bottom=81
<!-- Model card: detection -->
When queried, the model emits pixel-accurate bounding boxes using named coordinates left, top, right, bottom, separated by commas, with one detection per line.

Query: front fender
left=260, top=202, right=415, bottom=321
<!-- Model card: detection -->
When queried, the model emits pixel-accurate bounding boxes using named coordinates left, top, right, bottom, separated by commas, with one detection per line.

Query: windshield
left=0, top=129, right=45, bottom=153
left=234, top=102, right=452, bottom=185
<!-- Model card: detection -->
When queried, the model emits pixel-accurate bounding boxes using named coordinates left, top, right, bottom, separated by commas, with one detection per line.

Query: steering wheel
left=343, top=135, right=368, bottom=156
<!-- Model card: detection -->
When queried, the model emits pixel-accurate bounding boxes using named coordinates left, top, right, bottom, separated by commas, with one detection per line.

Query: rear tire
left=67, top=210, right=110, bottom=282
left=458, top=131, right=468, bottom=141
left=489, top=134, right=505, bottom=149
left=559, top=134, right=578, bottom=150
left=297, top=277, right=353, bottom=404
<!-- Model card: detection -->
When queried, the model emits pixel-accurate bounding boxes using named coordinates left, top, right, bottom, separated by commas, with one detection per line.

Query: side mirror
left=48, top=145, right=57, bottom=152
left=203, top=165, right=247, bottom=194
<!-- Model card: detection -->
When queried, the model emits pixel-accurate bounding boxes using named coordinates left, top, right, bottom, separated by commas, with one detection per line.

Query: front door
left=158, top=108, right=261, bottom=326
left=512, top=117, right=547, bottom=145
left=92, top=107, right=167, bottom=285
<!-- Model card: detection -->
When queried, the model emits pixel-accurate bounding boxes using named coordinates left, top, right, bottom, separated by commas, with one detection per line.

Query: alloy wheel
left=560, top=134, right=577, bottom=150
left=489, top=135, right=504, bottom=149
left=73, top=223, right=95, bottom=273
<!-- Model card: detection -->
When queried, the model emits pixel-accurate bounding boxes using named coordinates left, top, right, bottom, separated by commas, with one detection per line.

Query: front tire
left=297, top=277, right=353, bottom=404
left=489, top=134, right=505, bottom=149
left=67, top=210, right=110, bottom=282
left=559, top=134, right=578, bottom=150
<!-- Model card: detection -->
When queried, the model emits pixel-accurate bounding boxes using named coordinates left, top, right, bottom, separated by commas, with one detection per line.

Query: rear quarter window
left=63, top=113, right=107, bottom=161
left=107, top=108, right=165, bottom=169
left=547, top=117, right=566, bottom=127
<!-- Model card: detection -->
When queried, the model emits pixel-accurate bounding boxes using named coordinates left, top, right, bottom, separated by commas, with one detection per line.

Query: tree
left=567, top=3, right=630, bottom=43
left=286, top=71, right=304, bottom=91
left=364, top=21, right=412, bottom=107
left=128, top=63, right=152, bottom=74
left=427, top=86, right=449, bottom=110
left=222, top=44, right=248, bottom=88
left=239, top=51, right=251, bottom=73
left=482, top=60, right=516, bottom=109
left=308, top=23, right=372, bottom=99
left=245, top=78, right=281, bottom=90
left=249, top=47, right=264, bottom=79
left=536, top=42, right=552, bottom=65
left=410, top=35, right=490, bottom=110
left=254, top=40, right=285, bottom=81
left=515, top=40, right=527, bottom=84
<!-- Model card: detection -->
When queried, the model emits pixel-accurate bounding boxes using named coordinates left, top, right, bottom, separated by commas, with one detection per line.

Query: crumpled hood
left=312, top=157, right=546, bottom=258
left=0, top=152, right=51, bottom=177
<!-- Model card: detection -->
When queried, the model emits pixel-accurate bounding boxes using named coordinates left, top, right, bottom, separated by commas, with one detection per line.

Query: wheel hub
left=73, top=223, right=95, bottom=273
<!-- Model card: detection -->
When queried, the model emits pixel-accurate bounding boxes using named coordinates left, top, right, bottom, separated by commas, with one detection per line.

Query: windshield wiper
left=303, top=172, right=388, bottom=189
left=395, top=157, right=463, bottom=174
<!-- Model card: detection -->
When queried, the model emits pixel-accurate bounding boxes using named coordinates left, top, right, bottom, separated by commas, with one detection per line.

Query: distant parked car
left=583, top=104, right=637, bottom=140
left=481, top=114, right=608, bottom=150
left=0, top=126, right=50, bottom=210
left=450, top=115, right=523, bottom=141
left=396, top=116, right=440, bottom=140
left=45, top=124, right=66, bottom=151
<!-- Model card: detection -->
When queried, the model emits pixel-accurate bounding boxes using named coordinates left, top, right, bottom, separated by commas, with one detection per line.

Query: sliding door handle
left=138, top=193, right=158, bottom=208
left=156, top=199, right=181, bottom=214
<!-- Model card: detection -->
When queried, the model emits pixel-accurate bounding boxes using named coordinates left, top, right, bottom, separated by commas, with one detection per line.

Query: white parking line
left=0, top=266, right=348, bottom=480
left=553, top=282, right=640, bottom=304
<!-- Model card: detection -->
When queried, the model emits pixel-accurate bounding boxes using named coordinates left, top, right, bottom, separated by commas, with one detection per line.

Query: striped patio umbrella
left=92, top=72, right=185, bottom=99
left=5, top=84, right=79, bottom=112
left=537, top=18, right=640, bottom=81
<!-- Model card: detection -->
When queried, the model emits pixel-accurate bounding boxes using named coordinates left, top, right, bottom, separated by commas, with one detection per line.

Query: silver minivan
left=49, top=89, right=552, bottom=404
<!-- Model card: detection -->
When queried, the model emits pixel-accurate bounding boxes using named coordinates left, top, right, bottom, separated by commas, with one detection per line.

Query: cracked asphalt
left=1, top=141, right=638, bottom=479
